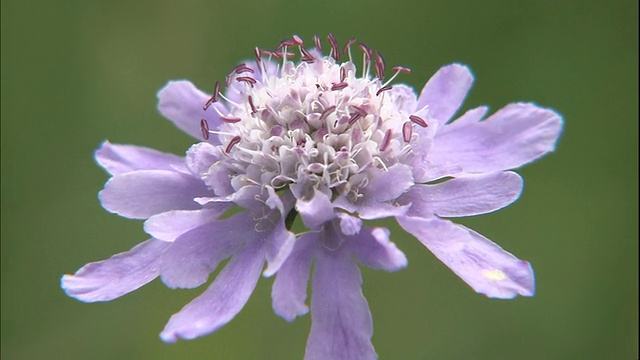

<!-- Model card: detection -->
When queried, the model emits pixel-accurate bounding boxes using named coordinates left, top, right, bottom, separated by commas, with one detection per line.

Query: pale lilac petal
left=159, top=213, right=251, bottom=289
left=272, top=232, right=318, bottom=321
left=185, top=142, right=223, bottom=177
left=263, top=216, right=296, bottom=277
left=364, top=164, right=414, bottom=202
left=295, top=189, right=336, bottom=229
left=99, top=170, right=209, bottom=219
left=405, top=172, right=523, bottom=218
left=305, top=248, right=376, bottom=360
left=429, top=103, right=563, bottom=173
left=348, top=227, right=407, bottom=272
left=143, top=207, right=228, bottom=242
left=61, top=239, right=170, bottom=302
left=157, top=80, right=226, bottom=143
left=95, top=141, right=186, bottom=176
left=416, top=64, right=473, bottom=124
left=160, top=241, right=264, bottom=342
left=388, top=84, right=418, bottom=112
left=337, top=212, right=362, bottom=236
left=398, top=216, right=535, bottom=298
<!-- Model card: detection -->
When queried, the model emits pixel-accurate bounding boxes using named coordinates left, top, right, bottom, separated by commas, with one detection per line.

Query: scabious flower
left=62, top=34, right=562, bottom=359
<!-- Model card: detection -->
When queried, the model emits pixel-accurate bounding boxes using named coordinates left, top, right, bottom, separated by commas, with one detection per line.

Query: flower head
left=62, top=34, right=562, bottom=359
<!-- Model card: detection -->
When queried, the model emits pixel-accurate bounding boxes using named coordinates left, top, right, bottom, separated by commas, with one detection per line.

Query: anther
left=340, top=67, right=347, bottom=82
left=391, top=65, right=412, bottom=74
left=409, top=115, right=428, bottom=127
left=200, top=119, right=210, bottom=140
left=254, top=47, right=262, bottom=65
left=234, top=63, right=255, bottom=74
left=380, top=129, right=392, bottom=151
left=374, top=52, right=386, bottom=80
left=327, top=33, right=340, bottom=61
left=292, top=35, right=304, bottom=46
left=348, top=113, right=362, bottom=125
left=342, top=37, right=357, bottom=55
left=203, top=80, right=221, bottom=110
left=376, top=85, right=393, bottom=96
left=402, top=121, right=413, bottom=143
left=225, top=136, right=242, bottom=153
left=313, top=35, right=322, bottom=51
left=320, top=105, right=336, bottom=120
left=248, top=95, right=257, bottom=115
left=300, top=47, right=316, bottom=63
left=236, top=76, right=257, bottom=87
left=221, top=116, right=242, bottom=123
left=351, top=105, right=368, bottom=117
left=331, top=82, right=348, bottom=91
left=358, top=43, right=373, bottom=61
left=277, top=39, right=297, bottom=50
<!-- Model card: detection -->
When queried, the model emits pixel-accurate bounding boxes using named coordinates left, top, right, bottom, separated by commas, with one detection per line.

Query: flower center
left=200, top=35, right=429, bottom=200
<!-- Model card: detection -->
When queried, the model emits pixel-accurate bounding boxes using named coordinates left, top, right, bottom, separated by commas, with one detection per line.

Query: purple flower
left=62, top=35, right=562, bottom=359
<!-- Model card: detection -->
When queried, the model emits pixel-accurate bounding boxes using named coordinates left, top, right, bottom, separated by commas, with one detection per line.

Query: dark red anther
left=300, top=47, right=316, bottom=63
left=374, top=52, right=386, bottom=80
left=358, top=43, right=373, bottom=61
left=409, top=115, right=428, bottom=127
left=254, top=47, right=262, bottom=65
left=248, top=95, right=257, bottom=115
left=327, top=33, right=340, bottom=61
left=200, top=119, right=210, bottom=140
left=234, top=63, right=255, bottom=74
left=331, top=82, right=348, bottom=91
left=340, top=67, right=347, bottom=82
left=292, top=35, right=304, bottom=46
left=342, top=38, right=357, bottom=55
left=402, top=121, right=413, bottom=143
left=225, top=136, right=242, bottom=153
left=351, top=105, right=367, bottom=117
left=391, top=65, right=412, bottom=74
left=380, top=129, right=392, bottom=151
left=348, top=112, right=362, bottom=125
left=203, top=80, right=221, bottom=110
left=277, top=38, right=297, bottom=50
left=376, top=85, right=393, bottom=96
left=236, top=76, right=257, bottom=87
left=320, top=105, right=336, bottom=120
left=221, top=116, right=242, bottom=123
left=313, top=35, right=322, bottom=51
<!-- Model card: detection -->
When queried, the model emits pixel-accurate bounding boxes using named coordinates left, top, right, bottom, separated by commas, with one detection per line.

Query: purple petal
left=364, top=164, right=414, bottom=202
left=159, top=213, right=252, bottom=289
left=430, top=103, right=563, bottom=173
left=99, top=170, right=209, bottom=219
left=398, top=216, right=535, bottom=298
left=95, top=141, right=186, bottom=176
left=405, top=172, right=523, bottom=218
left=185, top=142, right=223, bottom=177
left=305, top=247, right=376, bottom=360
left=61, top=239, right=170, bottom=302
left=143, top=207, right=229, bottom=242
left=348, top=227, right=407, bottom=272
left=337, top=212, right=362, bottom=236
left=157, top=80, right=226, bottom=143
left=295, top=189, right=336, bottom=230
left=272, top=232, right=318, bottom=321
left=416, top=64, right=473, bottom=125
left=160, top=240, right=264, bottom=342
left=263, top=215, right=297, bottom=277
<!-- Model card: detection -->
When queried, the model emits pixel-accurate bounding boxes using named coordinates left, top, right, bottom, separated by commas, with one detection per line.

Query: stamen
left=351, top=105, right=368, bottom=117
left=391, top=65, right=411, bottom=74
left=221, top=116, right=242, bottom=123
left=234, top=63, right=255, bottom=74
left=313, top=35, right=322, bottom=51
left=300, top=47, right=316, bottom=63
left=380, top=129, right=392, bottom=151
left=331, top=82, right=348, bottom=91
left=358, top=43, right=373, bottom=61
left=254, top=47, right=262, bottom=66
left=409, top=115, right=428, bottom=127
left=225, top=136, right=242, bottom=153
left=200, top=119, right=210, bottom=140
left=236, top=76, right=257, bottom=87
left=340, top=67, right=347, bottom=82
left=374, top=52, right=386, bottom=80
left=376, top=85, right=393, bottom=96
left=292, top=35, right=304, bottom=46
left=402, top=121, right=413, bottom=143
left=348, top=113, right=362, bottom=125
left=277, top=39, right=297, bottom=50
left=342, top=38, right=357, bottom=55
left=328, top=33, right=339, bottom=61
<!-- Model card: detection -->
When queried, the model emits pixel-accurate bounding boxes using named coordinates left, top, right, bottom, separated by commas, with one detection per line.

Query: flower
left=61, top=34, right=562, bottom=359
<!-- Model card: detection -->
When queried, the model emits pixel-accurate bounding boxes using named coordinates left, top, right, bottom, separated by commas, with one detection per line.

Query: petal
left=95, top=141, right=186, bottom=176
left=295, top=189, right=336, bottom=230
left=185, top=142, right=223, bottom=177
left=160, top=240, right=264, bottom=342
left=159, top=213, right=252, bottom=289
left=272, top=232, right=318, bottom=321
left=398, top=216, right=535, bottom=298
left=143, top=207, right=228, bottom=242
left=337, top=212, right=362, bottom=236
left=262, top=215, right=297, bottom=277
left=430, top=103, right=563, bottom=173
left=99, top=170, right=209, bottom=219
left=305, top=247, right=376, bottom=360
left=157, top=80, right=226, bottom=143
left=348, top=227, right=407, bottom=272
left=61, top=239, right=170, bottom=302
left=364, top=164, right=414, bottom=202
left=416, top=64, right=474, bottom=124
left=405, top=172, right=523, bottom=218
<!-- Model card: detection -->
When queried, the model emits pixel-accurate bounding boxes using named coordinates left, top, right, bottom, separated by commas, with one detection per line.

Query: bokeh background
left=2, top=0, right=637, bottom=359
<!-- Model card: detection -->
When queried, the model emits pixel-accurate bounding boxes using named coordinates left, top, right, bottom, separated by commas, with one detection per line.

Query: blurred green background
left=2, top=0, right=637, bottom=359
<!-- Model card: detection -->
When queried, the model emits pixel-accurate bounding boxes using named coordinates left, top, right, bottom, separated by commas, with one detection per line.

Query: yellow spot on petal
left=482, top=269, right=506, bottom=281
